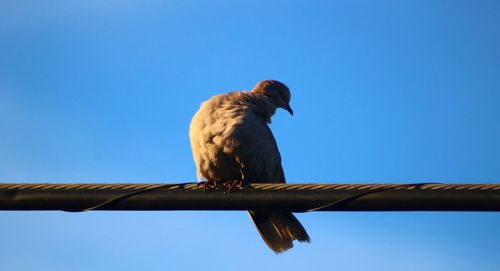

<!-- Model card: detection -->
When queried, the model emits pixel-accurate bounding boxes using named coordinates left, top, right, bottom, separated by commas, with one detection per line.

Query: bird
left=189, top=79, right=310, bottom=253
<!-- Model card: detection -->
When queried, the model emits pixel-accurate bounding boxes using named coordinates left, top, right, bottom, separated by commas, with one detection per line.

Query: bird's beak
left=284, top=103, right=294, bottom=116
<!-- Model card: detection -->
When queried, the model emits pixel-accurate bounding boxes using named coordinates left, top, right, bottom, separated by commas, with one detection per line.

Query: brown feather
left=189, top=80, right=310, bottom=253
left=248, top=210, right=310, bottom=253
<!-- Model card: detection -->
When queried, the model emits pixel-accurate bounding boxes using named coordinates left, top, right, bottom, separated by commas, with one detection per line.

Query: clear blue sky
left=1, top=1, right=499, bottom=270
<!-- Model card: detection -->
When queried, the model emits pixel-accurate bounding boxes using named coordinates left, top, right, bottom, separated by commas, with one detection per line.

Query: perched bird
left=189, top=80, right=310, bottom=253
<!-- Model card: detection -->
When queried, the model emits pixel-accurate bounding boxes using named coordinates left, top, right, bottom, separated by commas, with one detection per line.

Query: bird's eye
left=278, top=90, right=283, bottom=95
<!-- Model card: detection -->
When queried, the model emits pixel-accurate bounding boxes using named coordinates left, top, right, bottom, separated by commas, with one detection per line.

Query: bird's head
left=251, top=80, right=293, bottom=115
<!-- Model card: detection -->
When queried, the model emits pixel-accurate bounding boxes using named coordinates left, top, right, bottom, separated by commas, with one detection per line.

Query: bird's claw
left=197, top=179, right=220, bottom=191
left=224, top=180, right=245, bottom=193
left=197, top=179, right=245, bottom=193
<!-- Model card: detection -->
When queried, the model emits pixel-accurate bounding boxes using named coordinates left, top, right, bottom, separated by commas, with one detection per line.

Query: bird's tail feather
left=248, top=210, right=310, bottom=253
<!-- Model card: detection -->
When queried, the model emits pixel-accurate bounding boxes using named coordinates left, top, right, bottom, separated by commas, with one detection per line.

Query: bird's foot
left=197, top=179, right=220, bottom=191
left=224, top=179, right=245, bottom=193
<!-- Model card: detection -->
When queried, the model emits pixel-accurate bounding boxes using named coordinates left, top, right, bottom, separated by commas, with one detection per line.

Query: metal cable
left=1, top=182, right=500, bottom=212
left=2, top=182, right=500, bottom=191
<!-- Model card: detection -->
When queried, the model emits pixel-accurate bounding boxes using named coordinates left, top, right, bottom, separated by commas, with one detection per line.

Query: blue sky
left=1, top=1, right=499, bottom=270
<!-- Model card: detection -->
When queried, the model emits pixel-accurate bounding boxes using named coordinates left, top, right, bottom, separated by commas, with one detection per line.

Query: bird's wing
left=232, top=116, right=285, bottom=183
